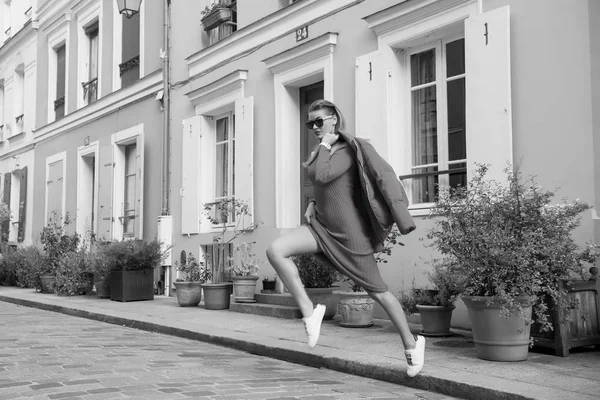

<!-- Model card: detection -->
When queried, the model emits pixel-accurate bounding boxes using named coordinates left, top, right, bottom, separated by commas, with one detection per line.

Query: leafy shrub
left=99, top=239, right=166, bottom=272
left=230, top=242, right=262, bottom=277
left=427, top=164, right=600, bottom=331
left=292, top=254, right=339, bottom=288
left=40, top=214, right=80, bottom=274
left=54, top=250, right=94, bottom=296
left=175, top=252, right=211, bottom=283
left=4, top=246, right=48, bottom=290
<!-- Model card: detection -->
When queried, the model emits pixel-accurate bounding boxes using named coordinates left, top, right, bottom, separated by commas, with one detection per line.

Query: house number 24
left=296, top=25, right=308, bottom=42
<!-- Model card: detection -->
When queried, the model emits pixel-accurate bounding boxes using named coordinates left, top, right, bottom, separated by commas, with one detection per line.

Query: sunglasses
left=305, top=115, right=334, bottom=130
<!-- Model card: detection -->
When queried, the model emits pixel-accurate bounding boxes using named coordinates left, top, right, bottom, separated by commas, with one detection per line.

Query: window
left=120, top=13, right=140, bottom=87
left=209, top=112, right=236, bottom=225
left=408, top=37, right=466, bottom=204
left=111, top=125, right=144, bottom=240
left=122, top=143, right=137, bottom=237
left=208, top=0, right=237, bottom=45
left=14, top=65, right=24, bottom=134
left=8, top=168, right=27, bottom=242
left=83, top=22, right=99, bottom=105
left=0, top=82, right=5, bottom=140
left=54, top=44, right=66, bottom=120
left=77, top=142, right=98, bottom=237
left=45, top=152, right=67, bottom=224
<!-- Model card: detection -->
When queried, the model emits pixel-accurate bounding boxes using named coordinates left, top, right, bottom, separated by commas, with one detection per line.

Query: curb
left=0, top=294, right=533, bottom=400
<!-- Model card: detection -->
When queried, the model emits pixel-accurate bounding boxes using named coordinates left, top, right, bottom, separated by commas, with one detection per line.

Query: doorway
left=299, top=81, right=324, bottom=223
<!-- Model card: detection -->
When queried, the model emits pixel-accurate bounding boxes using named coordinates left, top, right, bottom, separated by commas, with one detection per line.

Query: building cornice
left=185, top=70, right=248, bottom=108
left=185, top=0, right=363, bottom=78
left=0, top=20, right=34, bottom=58
left=33, top=69, right=162, bottom=143
left=0, top=143, right=34, bottom=161
left=38, top=0, right=72, bottom=33
left=363, top=0, right=476, bottom=37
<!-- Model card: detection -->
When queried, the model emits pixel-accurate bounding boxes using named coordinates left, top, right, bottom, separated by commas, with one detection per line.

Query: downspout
left=161, top=0, right=171, bottom=216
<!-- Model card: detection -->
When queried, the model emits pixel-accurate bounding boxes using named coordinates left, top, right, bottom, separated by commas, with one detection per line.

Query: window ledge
left=408, top=205, right=433, bottom=217
left=7, top=131, right=25, bottom=141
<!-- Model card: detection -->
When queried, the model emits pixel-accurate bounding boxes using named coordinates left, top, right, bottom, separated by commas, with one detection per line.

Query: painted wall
left=589, top=0, right=600, bottom=244
left=31, top=97, right=163, bottom=242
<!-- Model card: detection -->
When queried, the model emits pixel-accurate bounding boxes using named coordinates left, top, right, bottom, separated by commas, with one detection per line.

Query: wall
left=31, top=97, right=163, bottom=241
left=590, top=0, right=600, bottom=244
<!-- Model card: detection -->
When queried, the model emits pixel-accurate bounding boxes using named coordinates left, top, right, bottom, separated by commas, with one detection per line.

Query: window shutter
left=181, top=116, right=201, bottom=235
left=2, top=173, right=11, bottom=241
left=135, top=133, right=145, bottom=239
left=234, top=96, right=254, bottom=227
left=46, top=160, right=64, bottom=222
left=17, top=167, right=27, bottom=242
left=199, top=116, right=215, bottom=234
left=96, top=143, right=114, bottom=241
left=355, top=50, right=389, bottom=159
left=465, top=5, right=513, bottom=183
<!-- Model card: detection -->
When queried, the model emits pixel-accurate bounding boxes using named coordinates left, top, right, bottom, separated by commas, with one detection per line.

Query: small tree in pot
left=230, top=242, right=262, bottom=303
left=39, top=214, right=80, bottom=293
left=174, top=252, right=212, bottom=307
left=427, top=163, right=600, bottom=361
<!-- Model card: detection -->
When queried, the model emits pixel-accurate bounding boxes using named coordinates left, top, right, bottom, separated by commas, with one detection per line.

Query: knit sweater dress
left=307, top=143, right=388, bottom=292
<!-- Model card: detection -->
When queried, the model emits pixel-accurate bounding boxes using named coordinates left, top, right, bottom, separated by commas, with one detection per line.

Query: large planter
left=262, top=279, right=276, bottom=291
left=232, top=276, right=259, bottom=303
left=306, top=287, right=339, bottom=320
left=39, top=274, right=55, bottom=293
left=201, top=8, right=232, bottom=31
left=109, top=270, right=154, bottom=302
left=94, top=274, right=111, bottom=299
left=416, top=305, right=455, bottom=337
left=173, top=281, right=203, bottom=307
left=336, top=291, right=374, bottom=328
left=463, top=296, right=534, bottom=362
left=202, top=282, right=233, bottom=310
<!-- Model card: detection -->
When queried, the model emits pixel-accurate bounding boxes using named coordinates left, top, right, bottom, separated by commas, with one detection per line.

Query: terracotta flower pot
left=39, top=274, right=55, bottom=293
left=463, top=296, right=534, bottom=362
left=173, top=281, right=203, bottom=307
left=201, top=282, right=233, bottom=310
left=232, top=276, right=259, bottom=303
left=416, top=304, right=455, bottom=337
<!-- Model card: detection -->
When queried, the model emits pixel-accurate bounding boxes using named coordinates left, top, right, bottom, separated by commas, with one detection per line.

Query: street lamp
left=116, top=0, right=142, bottom=19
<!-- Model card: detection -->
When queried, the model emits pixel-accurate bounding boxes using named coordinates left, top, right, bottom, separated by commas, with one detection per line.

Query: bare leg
left=366, top=290, right=417, bottom=350
left=266, top=226, right=320, bottom=318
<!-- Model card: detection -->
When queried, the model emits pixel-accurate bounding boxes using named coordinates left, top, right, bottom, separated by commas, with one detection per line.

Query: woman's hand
left=321, top=132, right=339, bottom=147
left=304, top=201, right=316, bottom=224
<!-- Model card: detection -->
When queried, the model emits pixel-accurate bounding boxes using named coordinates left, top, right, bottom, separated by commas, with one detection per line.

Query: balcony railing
left=54, top=96, right=65, bottom=120
left=82, top=77, right=98, bottom=104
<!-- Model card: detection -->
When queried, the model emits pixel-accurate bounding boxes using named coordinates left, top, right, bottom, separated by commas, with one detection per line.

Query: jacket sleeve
left=314, top=145, right=353, bottom=184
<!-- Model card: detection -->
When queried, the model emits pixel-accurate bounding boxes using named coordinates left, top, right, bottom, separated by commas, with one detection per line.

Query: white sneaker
left=302, top=304, right=326, bottom=348
left=405, top=335, right=425, bottom=377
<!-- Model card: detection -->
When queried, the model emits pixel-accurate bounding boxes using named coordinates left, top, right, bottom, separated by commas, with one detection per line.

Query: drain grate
left=432, top=340, right=474, bottom=348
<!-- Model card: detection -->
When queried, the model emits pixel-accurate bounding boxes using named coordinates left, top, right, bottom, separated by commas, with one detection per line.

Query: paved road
left=0, top=302, right=458, bottom=400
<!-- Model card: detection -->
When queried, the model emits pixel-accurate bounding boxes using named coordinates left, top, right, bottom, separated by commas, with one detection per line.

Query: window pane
left=216, top=143, right=228, bottom=198
left=88, top=28, right=99, bottom=79
left=411, top=166, right=438, bottom=204
left=447, top=78, right=466, bottom=161
left=122, top=13, right=140, bottom=61
left=232, top=138, right=235, bottom=197
left=449, top=162, right=467, bottom=193
left=411, top=49, right=435, bottom=87
left=446, top=39, right=465, bottom=77
left=125, top=144, right=137, bottom=175
left=56, top=45, right=66, bottom=98
left=216, top=117, right=228, bottom=141
left=412, top=86, right=438, bottom=166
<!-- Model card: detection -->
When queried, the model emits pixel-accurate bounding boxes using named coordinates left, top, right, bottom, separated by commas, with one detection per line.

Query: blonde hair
left=302, top=100, right=347, bottom=168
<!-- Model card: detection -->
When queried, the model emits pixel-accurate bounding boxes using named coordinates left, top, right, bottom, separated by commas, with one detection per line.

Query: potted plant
left=39, top=213, right=80, bottom=293
left=173, top=252, right=212, bottom=307
left=200, top=1, right=233, bottom=31
left=89, top=242, right=112, bottom=298
left=230, top=242, right=262, bottom=303
left=261, top=275, right=277, bottom=292
left=201, top=198, right=258, bottom=310
left=427, top=163, right=599, bottom=361
left=335, top=279, right=375, bottom=328
left=99, top=239, right=166, bottom=302
left=54, top=249, right=94, bottom=296
left=293, top=253, right=340, bottom=320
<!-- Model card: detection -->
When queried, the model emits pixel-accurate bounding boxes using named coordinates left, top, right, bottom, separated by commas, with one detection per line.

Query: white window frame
left=47, top=20, right=70, bottom=124
left=364, top=0, right=478, bottom=216
left=211, top=111, right=236, bottom=227
left=112, top=1, right=145, bottom=92
left=76, top=140, right=99, bottom=237
left=111, top=124, right=144, bottom=240
left=403, top=33, right=466, bottom=211
left=262, top=32, right=337, bottom=229
left=76, top=2, right=103, bottom=109
left=44, top=151, right=67, bottom=224
left=8, top=169, right=21, bottom=242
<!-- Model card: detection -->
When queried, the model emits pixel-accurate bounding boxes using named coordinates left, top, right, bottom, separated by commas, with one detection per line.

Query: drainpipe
left=161, top=0, right=171, bottom=216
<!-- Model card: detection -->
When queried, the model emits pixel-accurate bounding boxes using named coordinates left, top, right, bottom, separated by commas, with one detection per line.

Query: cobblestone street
left=0, top=303, right=457, bottom=400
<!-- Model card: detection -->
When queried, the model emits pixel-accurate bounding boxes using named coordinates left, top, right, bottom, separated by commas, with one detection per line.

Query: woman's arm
left=314, top=145, right=352, bottom=184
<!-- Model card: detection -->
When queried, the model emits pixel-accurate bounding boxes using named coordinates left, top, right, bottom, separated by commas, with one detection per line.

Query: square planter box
left=110, top=270, right=154, bottom=302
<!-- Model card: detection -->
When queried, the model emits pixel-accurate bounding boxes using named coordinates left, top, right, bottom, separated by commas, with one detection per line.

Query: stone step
left=229, top=301, right=302, bottom=319
left=254, top=293, right=297, bottom=307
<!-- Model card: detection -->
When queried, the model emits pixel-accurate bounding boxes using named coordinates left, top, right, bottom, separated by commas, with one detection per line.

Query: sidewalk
left=1, top=287, right=599, bottom=400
